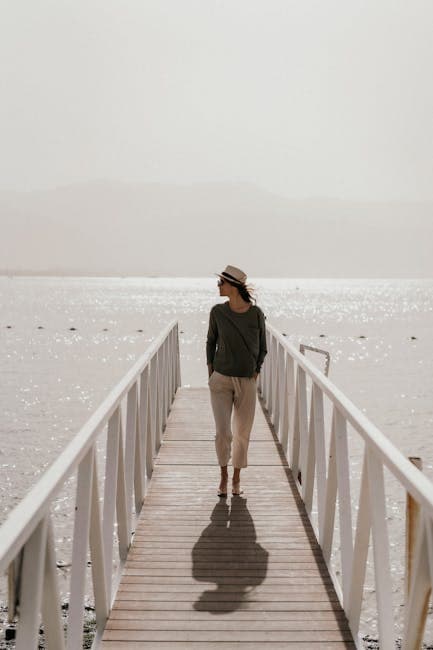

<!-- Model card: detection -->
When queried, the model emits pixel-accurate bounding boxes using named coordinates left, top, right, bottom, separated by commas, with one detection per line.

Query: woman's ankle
left=219, top=475, right=228, bottom=489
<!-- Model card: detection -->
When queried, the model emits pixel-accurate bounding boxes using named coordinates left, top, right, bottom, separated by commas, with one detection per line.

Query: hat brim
left=214, top=272, right=244, bottom=285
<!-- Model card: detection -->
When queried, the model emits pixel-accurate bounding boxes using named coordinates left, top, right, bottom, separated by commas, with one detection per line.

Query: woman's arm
left=206, top=307, right=218, bottom=377
left=255, top=309, right=267, bottom=374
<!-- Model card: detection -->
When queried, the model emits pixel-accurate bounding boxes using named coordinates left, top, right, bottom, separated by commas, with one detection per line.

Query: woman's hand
left=253, top=372, right=259, bottom=381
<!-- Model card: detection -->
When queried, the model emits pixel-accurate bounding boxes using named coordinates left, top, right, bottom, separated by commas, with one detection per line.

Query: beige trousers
left=208, top=371, right=257, bottom=468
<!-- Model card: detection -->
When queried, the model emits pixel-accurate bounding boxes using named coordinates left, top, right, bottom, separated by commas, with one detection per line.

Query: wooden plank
left=123, top=556, right=328, bottom=567
left=101, top=643, right=355, bottom=649
left=119, top=576, right=333, bottom=585
left=113, top=592, right=340, bottom=602
left=126, top=550, right=322, bottom=558
left=111, top=600, right=345, bottom=611
left=122, top=569, right=330, bottom=578
left=109, top=609, right=347, bottom=621
left=106, top=619, right=349, bottom=631
left=102, top=630, right=353, bottom=641
left=115, top=580, right=337, bottom=593
left=110, top=609, right=347, bottom=629
left=130, top=540, right=321, bottom=548
left=101, top=387, right=353, bottom=647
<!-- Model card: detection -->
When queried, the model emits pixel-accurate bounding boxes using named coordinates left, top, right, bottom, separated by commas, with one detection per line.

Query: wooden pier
left=3, top=321, right=433, bottom=647
left=100, top=387, right=354, bottom=649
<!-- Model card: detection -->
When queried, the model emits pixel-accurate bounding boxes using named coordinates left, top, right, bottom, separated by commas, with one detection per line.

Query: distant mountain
left=0, top=181, right=432, bottom=276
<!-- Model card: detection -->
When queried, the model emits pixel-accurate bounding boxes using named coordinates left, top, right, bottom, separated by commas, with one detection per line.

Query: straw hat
left=215, top=265, right=247, bottom=286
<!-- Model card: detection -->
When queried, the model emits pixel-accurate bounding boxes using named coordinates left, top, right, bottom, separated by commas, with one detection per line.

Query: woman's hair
left=226, top=279, right=256, bottom=304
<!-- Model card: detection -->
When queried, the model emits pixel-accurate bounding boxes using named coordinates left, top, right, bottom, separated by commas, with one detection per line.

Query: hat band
left=221, top=272, right=244, bottom=285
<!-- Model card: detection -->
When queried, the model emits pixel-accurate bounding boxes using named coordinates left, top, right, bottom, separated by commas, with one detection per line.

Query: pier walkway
left=100, top=387, right=354, bottom=649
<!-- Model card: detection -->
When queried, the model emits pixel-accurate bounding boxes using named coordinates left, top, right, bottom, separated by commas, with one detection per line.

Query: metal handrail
left=0, top=320, right=181, bottom=649
left=299, top=343, right=330, bottom=376
left=259, top=323, right=433, bottom=649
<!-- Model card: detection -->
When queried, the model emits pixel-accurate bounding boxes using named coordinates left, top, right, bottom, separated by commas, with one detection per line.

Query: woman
left=206, top=265, right=267, bottom=497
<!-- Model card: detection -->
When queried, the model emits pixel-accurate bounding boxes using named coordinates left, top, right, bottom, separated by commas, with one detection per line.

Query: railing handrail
left=267, top=323, right=433, bottom=516
left=0, top=318, right=177, bottom=574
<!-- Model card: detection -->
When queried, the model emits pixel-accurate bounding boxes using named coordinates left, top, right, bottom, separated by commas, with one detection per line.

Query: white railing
left=258, top=323, right=433, bottom=650
left=0, top=320, right=181, bottom=650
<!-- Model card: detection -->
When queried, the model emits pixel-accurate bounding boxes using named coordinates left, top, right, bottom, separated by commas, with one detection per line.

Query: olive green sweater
left=206, top=302, right=267, bottom=378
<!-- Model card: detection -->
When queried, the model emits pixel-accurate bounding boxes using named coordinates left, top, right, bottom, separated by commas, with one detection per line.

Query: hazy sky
left=1, top=1, right=432, bottom=200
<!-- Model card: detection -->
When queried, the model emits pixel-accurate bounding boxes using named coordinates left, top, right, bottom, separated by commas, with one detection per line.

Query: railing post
left=312, top=383, right=326, bottom=538
left=322, top=424, right=337, bottom=563
left=303, top=385, right=316, bottom=513
left=265, top=329, right=272, bottom=411
left=134, top=400, right=144, bottom=513
left=15, top=517, right=49, bottom=650
left=271, top=338, right=280, bottom=430
left=175, top=323, right=182, bottom=389
left=260, top=333, right=267, bottom=401
left=277, top=346, right=286, bottom=441
left=166, top=335, right=170, bottom=413
left=148, top=355, right=158, bottom=463
left=406, top=456, right=423, bottom=598
left=102, top=408, right=120, bottom=606
left=296, top=365, right=308, bottom=483
left=124, top=383, right=138, bottom=536
left=334, top=408, right=353, bottom=611
left=290, top=366, right=300, bottom=477
left=161, top=339, right=167, bottom=431
left=347, top=450, right=371, bottom=638
left=285, top=354, right=295, bottom=462
left=171, top=324, right=175, bottom=392
left=403, top=510, right=431, bottom=649
left=134, top=372, right=146, bottom=511
left=147, top=365, right=156, bottom=480
left=164, top=335, right=170, bottom=418
left=402, top=456, right=431, bottom=649
left=169, top=327, right=175, bottom=402
left=155, top=350, right=162, bottom=451
left=268, top=332, right=275, bottom=417
left=42, top=518, right=66, bottom=650
left=116, top=416, right=129, bottom=562
left=89, top=454, right=109, bottom=631
left=68, top=446, right=95, bottom=650
left=279, top=351, right=289, bottom=454
left=140, top=365, right=152, bottom=483
left=367, top=449, right=394, bottom=649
